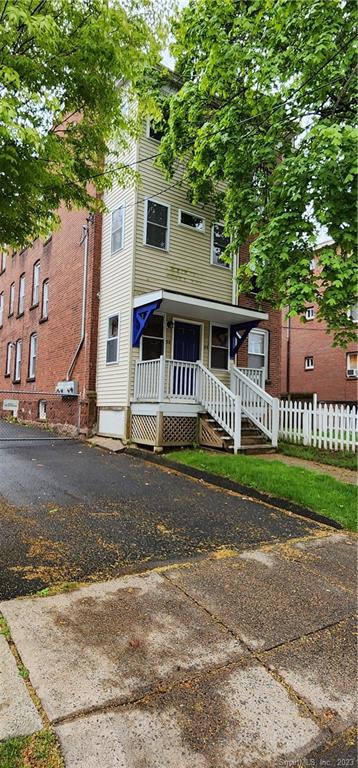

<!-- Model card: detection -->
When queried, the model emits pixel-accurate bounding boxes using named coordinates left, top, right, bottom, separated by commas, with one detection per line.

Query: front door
left=173, top=321, right=201, bottom=396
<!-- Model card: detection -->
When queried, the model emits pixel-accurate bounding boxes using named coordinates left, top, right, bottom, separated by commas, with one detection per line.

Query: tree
left=158, top=0, right=357, bottom=343
left=0, top=0, right=165, bottom=248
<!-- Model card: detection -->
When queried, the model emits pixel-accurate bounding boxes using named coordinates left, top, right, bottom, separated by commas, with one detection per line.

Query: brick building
left=0, top=206, right=102, bottom=434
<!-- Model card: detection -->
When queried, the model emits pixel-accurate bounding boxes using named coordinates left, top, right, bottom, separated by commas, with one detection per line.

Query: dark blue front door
left=173, top=322, right=201, bottom=396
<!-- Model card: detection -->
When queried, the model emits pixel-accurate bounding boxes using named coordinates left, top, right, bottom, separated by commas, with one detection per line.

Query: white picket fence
left=279, top=400, right=358, bottom=453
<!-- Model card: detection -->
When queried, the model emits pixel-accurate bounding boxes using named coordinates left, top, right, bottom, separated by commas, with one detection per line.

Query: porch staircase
left=199, top=414, right=275, bottom=454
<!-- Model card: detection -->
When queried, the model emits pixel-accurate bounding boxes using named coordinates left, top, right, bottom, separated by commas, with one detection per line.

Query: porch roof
left=133, top=289, right=268, bottom=325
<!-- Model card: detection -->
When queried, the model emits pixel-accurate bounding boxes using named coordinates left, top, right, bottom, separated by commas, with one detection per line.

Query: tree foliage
left=0, top=0, right=164, bottom=248
left=159, top=0, right=358, bottom=342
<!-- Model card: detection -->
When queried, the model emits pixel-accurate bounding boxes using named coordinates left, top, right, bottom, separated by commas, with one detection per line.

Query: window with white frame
left=248, top=329, right=268, bottom=377
left=32, top=261, right=40, bottom=305
left=0, top=292, right=3, bottom=327
left=145, top=200, right=169, bottom=250
left=5, top=342, right=13, bottom=376
left=41, top=279, right=49, bottom=319
left=178, top=210, right=205, bottom=233
left=111, top=207, right=125, bottom=254
left=106, top=314, right=119, bottom=363
left=18, top=274, right=25, bottom=315
left=0, top=252, right=6, bottom=272
left=348, top=303, right=358, bottom=323
left=346, top=352, right=358, bottom=378
left=38, top=400, right=47, bottom=420
left=211, top=223, right=230, bottom=268
left=9, top=282, right=15, bottom=315
left=14, top=339, right=22, bottom=381
left=147, top=121, right=164, bottom=142
left=28, top=333, right=37, bottom=379
left=210, top=325, right=229, bottom=370
left=304, top=356, right=314, bottom=370
left=305, top=306, right=315, bottom=320
left=141, top=314, right=164, bottom=360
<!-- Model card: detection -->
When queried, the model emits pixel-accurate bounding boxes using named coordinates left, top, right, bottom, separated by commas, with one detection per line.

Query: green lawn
left=0, top=730, right=63, bottom=768
left=278, top=441, right=357, bottom=471
left=169, top=449, right=357, bottom=531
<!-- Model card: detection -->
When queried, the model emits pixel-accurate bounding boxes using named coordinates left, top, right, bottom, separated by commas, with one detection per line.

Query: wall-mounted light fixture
left=167, top=320, right=174, bottom=329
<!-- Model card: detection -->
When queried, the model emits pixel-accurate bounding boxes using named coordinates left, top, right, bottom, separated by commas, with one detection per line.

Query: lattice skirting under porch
left=130, top=412, right=198, bottom=447
left=131, top=414, right=157, bottom=444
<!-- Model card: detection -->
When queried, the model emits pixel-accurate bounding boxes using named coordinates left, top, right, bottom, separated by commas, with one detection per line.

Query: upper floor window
left=347, top=352, right=358, bottom=378
left=28, top=333, right=37, bottom=379
left=141, top=314, right=164, bottom=360
left=145, top=200, right=169, bottom=251
left=248, top=329, right=268, bottom=377
left=210, top=325, right=229, bottom=370
left=18, top=274, right=25, bottom=315
left=0, top=292, right=3, bottom=327
left=0, top=252, right=6, bottom=273
left=106, top=314, right=119, bottom=364
left=304, top=356, right=314, bottom=370
left=9, top=282, right=15, bottom=316
left=348, top=303, right=358, bottom=323
left=147, top=120, right=164, bottom=142
left=5, top=342, right=13, bottom=376
left=111, top=207, right=125, bottom=254
left=41, top=279, right=49, bottom=319
left=14, top=339, right=22, bottom=382
left=32, top=261, right=40, bottom=306
left=178, top=210, right=205, bottom=233
left=211, top=223, right=231, bottom=268
left=305, top=307, right=315, bottom=321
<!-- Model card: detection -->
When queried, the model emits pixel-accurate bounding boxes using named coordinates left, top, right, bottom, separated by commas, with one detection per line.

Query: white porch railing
left=236, top=366, right=265, bottom=389
left=230, top=367, right=279, bottom=447
left=196, top=361, right=241, bottom=451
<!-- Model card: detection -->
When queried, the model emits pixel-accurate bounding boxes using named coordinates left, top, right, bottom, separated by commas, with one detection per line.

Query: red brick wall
left=0, top=206, right=101, bottom=432
left=235, top=241, right=282, bottom=397
left=281, top=310, right=358, bottom=404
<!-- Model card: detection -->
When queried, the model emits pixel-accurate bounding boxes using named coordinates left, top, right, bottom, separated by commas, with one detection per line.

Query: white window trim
left=305, top=307, right=315, bottom=321
left=111, top=205, right=125, bottom=255
left=18, top=274, right=25, bottom=315
left=106, top=312, right=120, bottom=365
left=347, top=304, right=358, bottom=323
left=9, top=282, right=15, bottom=315
left=29, top=333, right=37, bottom=379
left=248, top=328, right=269, bottom=379
left=0, top=292, right=3, bottom=326
left=210, top=223, right=231, bottom=269
left=5, top=342, right=13, bottom=376
left=0, top=252, right=6, bottom=272
left=209, top=322, right=230, bottom=371
left=143, top=198, right=170, bottom=252
left=346, top=352, right=358, bottom=377
left=42, top=279, right=49, bottom=318
left=14, top=339, right=22, bottom=381
left=304, top=356, right=314, bottom=370
left=139, top=312, right=166, bottom=361
left=171, top=318, right=204, bottom=362
left=178, top=209, right=205, bottom=234
left=146, top=119, right=162, bottom=142
left=32, top=261, right=40, bottom=305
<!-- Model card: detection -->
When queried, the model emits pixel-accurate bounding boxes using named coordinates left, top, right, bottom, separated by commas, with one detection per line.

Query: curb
left=126, top=447, right=343, bottom=531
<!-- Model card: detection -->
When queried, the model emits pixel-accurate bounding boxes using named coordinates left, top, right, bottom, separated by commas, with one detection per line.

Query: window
left=106, top=314, right=119, bottom=363
left=305, top=307, right=315, bottom=320
left=211, top=223, right=230, bottom=268
left=41, top=279, right=49, bottom=319
left=38, top=400, right=47, bottom=421
left=14, top=339, right=22, bottom=381
left=148, top=121, right=164, bottom=142
left=9, top=282, right=15, bottom=316
left=248, top=329, right=269, bottom=377
left=348, top=303, right=358, bottom=323
left=0, top=292, right=3, bottom=327
left=0, top=252, right=6, bottom=273
left=5, top=342, right=13, bottom=376
left=346, top=352, right=358, bottom=378
left=210, top=325, right=229, bottom=370
left=145, top=200, right=169, bottom=250
left=28, top=333, right=37, bottom=379
left=178, top=210, right=205, bottom=233
left=111, top=207, right=125, bottom=254
left=141, top=314, right=164, bottom=360
left=304, top=356, right=314, bottom=370
left=18, top=274, right=25, bottom=315
left=32, top=261, right=40, bottom=305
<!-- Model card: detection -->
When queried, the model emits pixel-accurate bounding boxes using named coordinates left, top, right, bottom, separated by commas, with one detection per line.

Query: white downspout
left=232, top=246, right=238, bottom=305
left=66, top=213, right=93, bottom=381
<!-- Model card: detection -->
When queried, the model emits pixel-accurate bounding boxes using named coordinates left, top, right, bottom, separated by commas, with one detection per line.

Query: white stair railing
left=134, top=358, right=160, bottom=401
left=236, top=366, right=265, bottom=389
left=231, top=367, right=279, bottom=446
left=196, top=362, right=241, bottom=452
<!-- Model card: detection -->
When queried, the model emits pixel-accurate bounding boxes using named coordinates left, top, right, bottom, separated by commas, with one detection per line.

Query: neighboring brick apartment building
left=0, top=206, right=102, bottom=433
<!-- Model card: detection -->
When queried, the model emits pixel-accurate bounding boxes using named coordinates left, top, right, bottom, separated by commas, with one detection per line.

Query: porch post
left=158, top=355, right=165, bottom=402
left=272, top=397, right=279, bottom=448
left=234, top=394, right=241, bottom=454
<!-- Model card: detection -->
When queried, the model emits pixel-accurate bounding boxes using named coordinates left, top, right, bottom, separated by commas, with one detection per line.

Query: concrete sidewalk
left=0, top=531, right=357, bottom=767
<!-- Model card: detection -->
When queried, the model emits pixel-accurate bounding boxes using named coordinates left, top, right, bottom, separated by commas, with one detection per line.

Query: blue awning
left=132, top=300, right=162, bottom=347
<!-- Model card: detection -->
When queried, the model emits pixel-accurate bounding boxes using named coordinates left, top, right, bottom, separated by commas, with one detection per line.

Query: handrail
left=231, top=367, right=279, bottom=446
left=237, top=367, right=265, bottom=389
left=196, top=361, right=241, bottom=449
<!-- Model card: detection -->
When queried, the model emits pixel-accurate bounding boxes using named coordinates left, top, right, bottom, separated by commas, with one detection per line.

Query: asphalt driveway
left=0, top=422, right=326, bottom=599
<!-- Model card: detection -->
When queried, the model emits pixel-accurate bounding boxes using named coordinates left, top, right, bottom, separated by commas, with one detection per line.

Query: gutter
left=67, top=213, right=93, bottom=381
